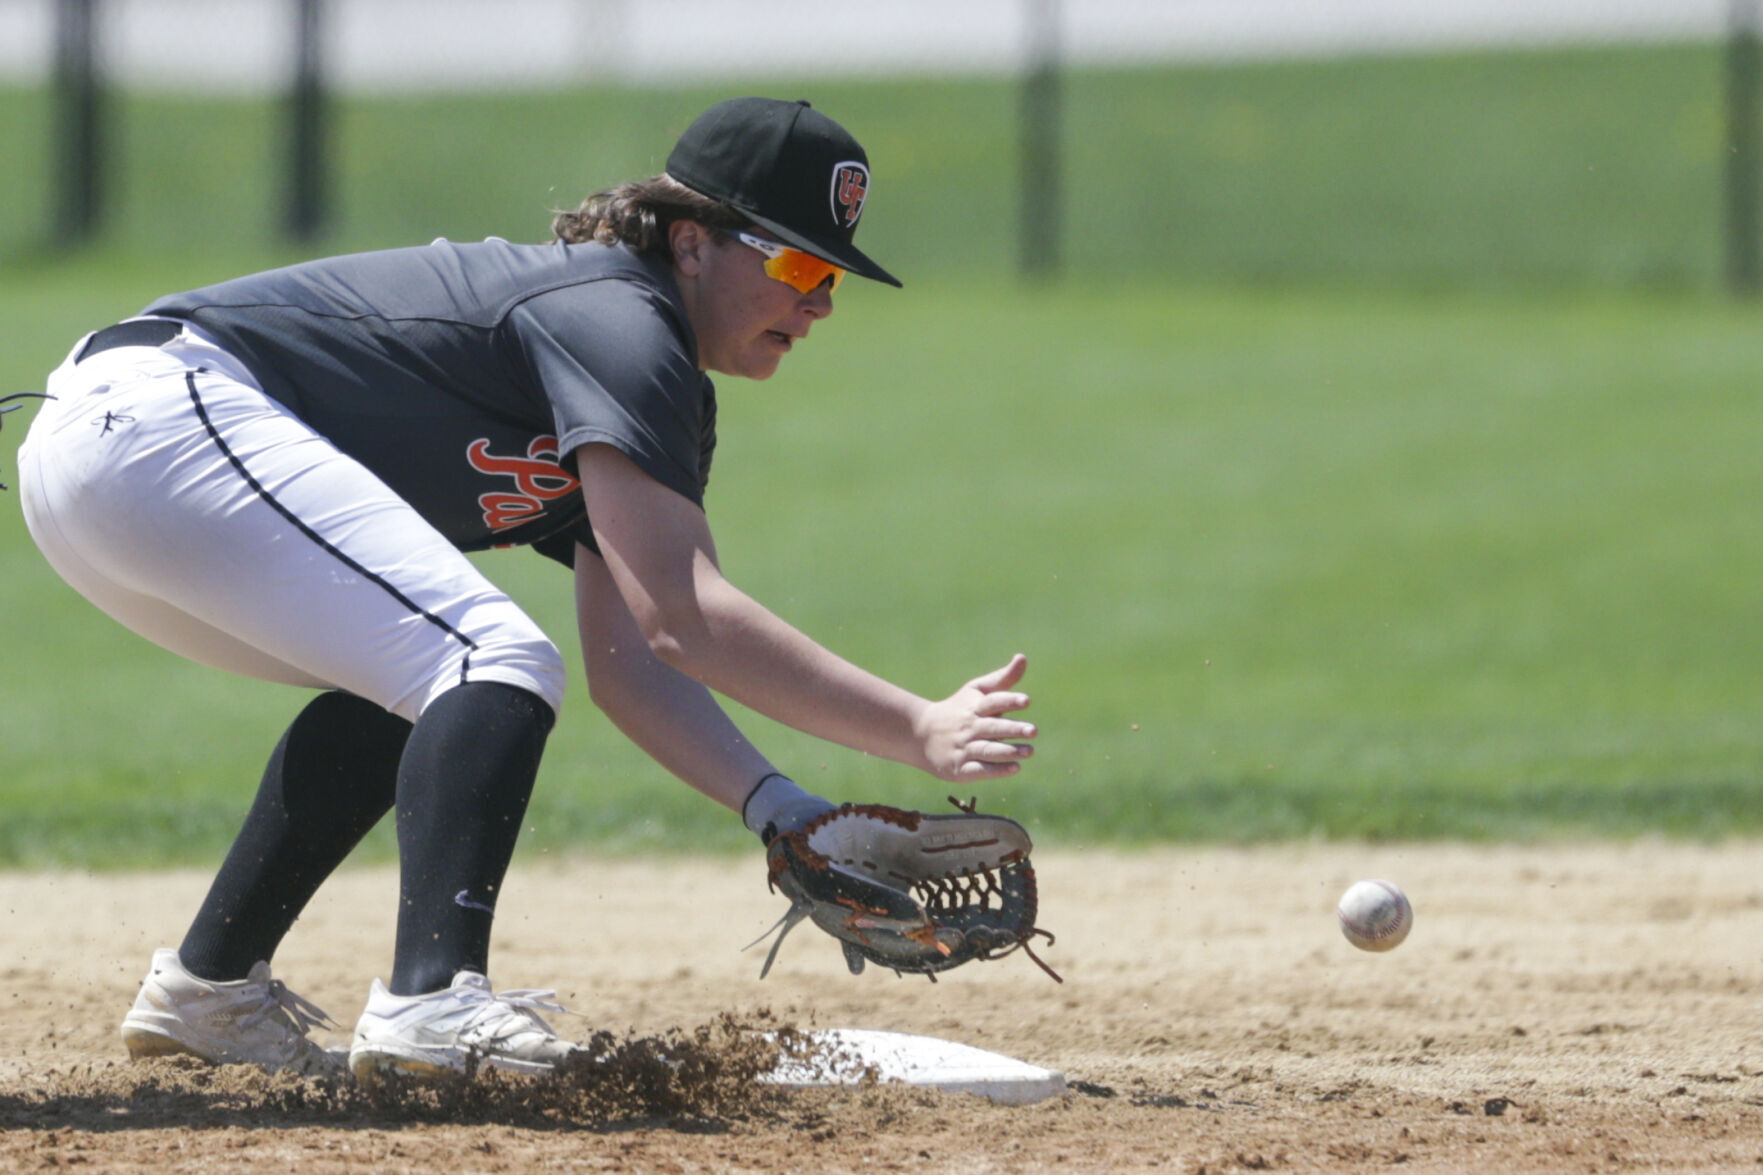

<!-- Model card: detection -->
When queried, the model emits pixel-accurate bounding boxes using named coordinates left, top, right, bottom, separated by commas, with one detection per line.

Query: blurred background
left=0, top=0, right=1748, bottom=287
left=1, top=1, right=1759, bottom=864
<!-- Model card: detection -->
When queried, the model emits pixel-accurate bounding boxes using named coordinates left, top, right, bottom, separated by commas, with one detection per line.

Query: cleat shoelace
left=459, top=987, right=572, bottom=1045
left=239, top=978, right=339, bottom=1037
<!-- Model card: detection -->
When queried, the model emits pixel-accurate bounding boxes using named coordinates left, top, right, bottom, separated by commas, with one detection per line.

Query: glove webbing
left=911, top=856, right=1062, bottom=982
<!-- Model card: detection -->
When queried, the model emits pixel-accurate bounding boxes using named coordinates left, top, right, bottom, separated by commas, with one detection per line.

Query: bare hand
left=915, top=654, right=1038, bottom=782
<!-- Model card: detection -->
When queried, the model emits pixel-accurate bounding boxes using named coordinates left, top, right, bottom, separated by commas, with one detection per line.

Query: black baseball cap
left=666, top=97, right=901, bottom=288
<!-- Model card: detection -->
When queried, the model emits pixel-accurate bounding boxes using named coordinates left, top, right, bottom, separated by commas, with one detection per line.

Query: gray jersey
left=146, top=239, right=715, bottom=565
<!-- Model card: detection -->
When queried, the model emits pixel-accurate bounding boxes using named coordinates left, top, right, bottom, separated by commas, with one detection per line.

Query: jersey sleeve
left=507, top=279, right=713, bottom=508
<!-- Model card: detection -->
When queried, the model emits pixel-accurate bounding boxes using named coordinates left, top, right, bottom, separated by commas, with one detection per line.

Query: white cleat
left=119, top=947, right=345, bottom=1077
left=348, top=970, right=580, bottom=1085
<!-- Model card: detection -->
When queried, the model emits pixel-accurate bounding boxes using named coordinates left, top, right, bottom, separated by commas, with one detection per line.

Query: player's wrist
left=742, top=772, right=835, bottom=844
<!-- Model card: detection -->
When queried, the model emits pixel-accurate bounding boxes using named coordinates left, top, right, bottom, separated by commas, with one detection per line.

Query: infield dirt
left=1, top=841, right=1759, bottom=1173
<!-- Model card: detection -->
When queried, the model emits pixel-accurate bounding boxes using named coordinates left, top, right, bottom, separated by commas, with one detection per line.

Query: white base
left=762, top=1028, right=1066, bottom=1106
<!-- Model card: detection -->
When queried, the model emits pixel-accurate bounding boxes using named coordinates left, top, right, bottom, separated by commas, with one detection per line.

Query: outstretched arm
left=575, top=544, right=776, bottom=814
left=575, top=442, right=1036, bottom=783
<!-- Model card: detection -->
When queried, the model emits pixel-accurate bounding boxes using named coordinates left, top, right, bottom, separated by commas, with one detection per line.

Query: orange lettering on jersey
left=467, top=436, right=580, bottom=533
left=479, top=492, right=545, bottom=531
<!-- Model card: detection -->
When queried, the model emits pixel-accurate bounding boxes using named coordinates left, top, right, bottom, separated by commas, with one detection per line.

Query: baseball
left=1337, top=878, right=1413, bottom=951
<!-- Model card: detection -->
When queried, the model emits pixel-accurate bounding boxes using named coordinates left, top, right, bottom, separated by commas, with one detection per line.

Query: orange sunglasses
left=734, top=231, right=846, bottom=295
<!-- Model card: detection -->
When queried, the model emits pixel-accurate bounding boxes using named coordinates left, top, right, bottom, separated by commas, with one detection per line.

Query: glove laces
left=744, top=902, right=815, bottom=981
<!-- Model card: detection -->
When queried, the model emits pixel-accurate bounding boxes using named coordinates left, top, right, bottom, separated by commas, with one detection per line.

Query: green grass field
left=2, top=46, right=1760, bottom=865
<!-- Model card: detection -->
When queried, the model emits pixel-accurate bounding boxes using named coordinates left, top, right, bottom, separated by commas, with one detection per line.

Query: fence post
left=1020, top=0, right=1062, bottom=280
left=1726, top=0, right=1761, bottom=297
left=53, top=0, right=103, bottom=247
left=287, top=0, right=328, bottom=242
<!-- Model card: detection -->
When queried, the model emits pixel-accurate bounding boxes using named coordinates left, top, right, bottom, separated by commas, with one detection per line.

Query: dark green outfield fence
left=4, top=36, right=1760, bottom=297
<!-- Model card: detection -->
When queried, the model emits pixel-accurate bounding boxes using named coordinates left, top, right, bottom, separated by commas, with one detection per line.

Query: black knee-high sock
left=180, top=691, right=411, bottom=981
left=390, top=681, right=554, bottom=996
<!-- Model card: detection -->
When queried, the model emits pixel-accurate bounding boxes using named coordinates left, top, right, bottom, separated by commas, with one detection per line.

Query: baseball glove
left=751, top=797, right=1059, bottom=982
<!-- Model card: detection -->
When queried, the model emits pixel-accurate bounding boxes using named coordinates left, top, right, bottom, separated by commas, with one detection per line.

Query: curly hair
left=551, top=174, right=747, bottom=258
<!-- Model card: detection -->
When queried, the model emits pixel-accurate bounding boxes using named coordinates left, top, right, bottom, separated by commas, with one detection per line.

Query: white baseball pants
left=17, top=321, right=566, bottom=722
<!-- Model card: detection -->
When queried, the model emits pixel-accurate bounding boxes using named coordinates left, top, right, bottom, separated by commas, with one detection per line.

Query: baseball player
left=12, top=97, right=1037, bottom=1083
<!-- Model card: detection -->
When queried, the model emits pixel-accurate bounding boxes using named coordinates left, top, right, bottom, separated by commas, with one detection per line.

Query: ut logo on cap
left=830, top=162, right=869, bottom=228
